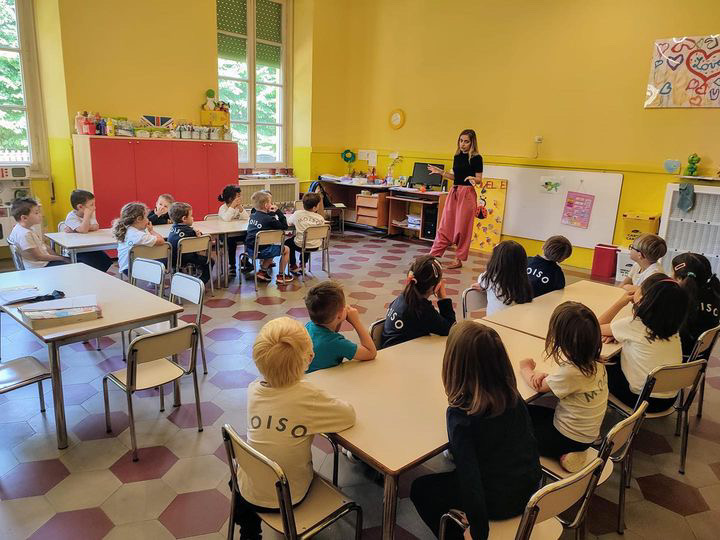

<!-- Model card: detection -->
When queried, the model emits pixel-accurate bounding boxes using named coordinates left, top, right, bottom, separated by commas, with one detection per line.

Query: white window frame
left=0, top=0, right=49, bottom=174
left=217, top=0, right=292, bottom=168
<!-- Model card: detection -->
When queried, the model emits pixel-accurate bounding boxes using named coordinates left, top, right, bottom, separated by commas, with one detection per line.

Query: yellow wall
left=296, top=0, right=720, bottom=268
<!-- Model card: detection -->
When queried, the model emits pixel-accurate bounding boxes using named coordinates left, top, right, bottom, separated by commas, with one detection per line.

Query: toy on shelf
left=203, top=89, right=218, bottom=111
left=685, top=153, right=701, bottom=176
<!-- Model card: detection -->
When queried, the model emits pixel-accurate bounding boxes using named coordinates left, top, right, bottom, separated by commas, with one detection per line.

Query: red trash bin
left=591, top=244, right=619, bottom=279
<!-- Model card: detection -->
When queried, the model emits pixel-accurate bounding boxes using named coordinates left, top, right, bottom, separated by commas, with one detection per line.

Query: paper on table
left=0, top=286, right=40, bottom=305
left=332, top=203, right=347, bottom=208
left=20, top=295, right=98, bottom=312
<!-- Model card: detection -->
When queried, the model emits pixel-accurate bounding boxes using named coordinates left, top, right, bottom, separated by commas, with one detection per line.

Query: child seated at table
left=672, top=253, right=720, bottom=357
left=520, top=301, right=608, bottom=472
left=246, top=190, right=293, bottom=284
left=285, top=192, right=326, bottom=275
left=218, top=184, right=249, bottom=277
left=235, top=316, right=355, bottom=539
left=167, top=202, right=213, bottom=284
left=381, top=255, right=456, bottom=349
left=598, top=273, right=688, bottom=412
left=305, top=281, right=377, bottom=372
left=63, top=189, right=114, bottom=272
left=476, top=240, right=533, bottom=316
left=148, top=193, right=174, bottom=225
left=9, top=198, right=69, bottom=268
left=410, top=321, right=541, bottom=540
left=527, top=235, right=572, bottom=298
left=112, top=202, right=165, bottom=276
left=619, top=233, right=666, bottom=291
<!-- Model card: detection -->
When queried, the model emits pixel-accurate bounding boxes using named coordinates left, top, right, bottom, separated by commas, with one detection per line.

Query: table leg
left=70, top=250, right=77, bottom=264
left=170, top=314, right=182, bottom=407
left=382, top=473, right=398, bottom=539
left=48, top=342, right=69, bottom=449
left=215, top=234, right=222, bottom=290
left=224, top=234, right=230, bottom=289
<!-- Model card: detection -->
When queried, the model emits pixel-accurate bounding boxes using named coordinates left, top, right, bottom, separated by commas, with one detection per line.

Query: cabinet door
left=134, top=140, right=174, bottom=208
left=171, top=142, right=208, bottom=219
left=90, top=138, right=137, bottom=227
left=206, top=142, right=238, bottom=213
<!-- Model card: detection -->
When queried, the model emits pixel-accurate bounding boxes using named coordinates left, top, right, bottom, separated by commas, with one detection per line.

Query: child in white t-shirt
left=520, top=301, right=608, bottom=473
left=63, top=189, right=113, bottom=272
left=599, top=273, right=688, bottom=413
left=233, top=316, right=355, bottom=537
left=475, top=240, right=533, bottom=315
left=112, top=202, right=165, bottom=275
left=285, top=192, right=326, bottom=274
left=217, top=184, right=249, bottom=276
left=8, top=198, right=69, bottom=269
left=620, top=233, right=666, bottom=291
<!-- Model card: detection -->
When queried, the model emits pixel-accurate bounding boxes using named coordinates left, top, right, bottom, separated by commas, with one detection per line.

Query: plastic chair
left=251, top=229, right=285, bottom=291
left=7, top=241, right=25, bottom=271
left=461, top=286, right=488, bottom=319
left=176, top=235, right=214, bottom=296
left=0, top=356, right=51, bottom=412
left=440, top=457, right=605, bottom=540
left=130, top=273, right=209, bottom=374
left=300, top=224, right=331, bottom=280
left=103, top=324, right=203, bottom=461
left=222, top=424, right=362, bottom=540
left=541, top=401, right=649, bottom=535
left=686, top=324, right=720, bottom=418
left=608, top=359, right=707, bottom=477
left=369, top=319, right=384, bottom=350
left=294, top=200, right=304, bottom=211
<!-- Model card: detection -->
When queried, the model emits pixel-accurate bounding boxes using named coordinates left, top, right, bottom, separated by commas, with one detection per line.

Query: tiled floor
left=0, top=229, right=719, bottom=539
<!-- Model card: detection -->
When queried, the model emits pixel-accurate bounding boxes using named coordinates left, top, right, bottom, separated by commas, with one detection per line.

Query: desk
left=483, top=280, right=628, bottom=358
left=307, top=323, right=548, bottom=539
left=318, top=180, right=390, bottom=227
left=0, top=264, right=183, bottom=449
left=387, top=189, right=447, bottom=242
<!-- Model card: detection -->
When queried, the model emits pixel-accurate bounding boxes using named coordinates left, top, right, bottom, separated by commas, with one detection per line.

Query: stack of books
left=407, top=214, right=421, bottom=230
left=18, top=295, right=102, bottom=329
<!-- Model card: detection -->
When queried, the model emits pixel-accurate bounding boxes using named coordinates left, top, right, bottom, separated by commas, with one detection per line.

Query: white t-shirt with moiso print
left=287, top=210, right=325, bottom=249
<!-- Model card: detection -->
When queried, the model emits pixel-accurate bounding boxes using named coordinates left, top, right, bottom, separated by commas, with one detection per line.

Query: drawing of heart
left=687, top=78, right=701, bottom=90
left=654, top=59, right=664, bottom=68
left=695, top=83, right=708, bottom=95
left=671, top=38, right=697, bottom=52
left=711, top=87, right=720, bottom=101
left=667, top=54, right=684, bottom=70
left=656, top=42, right=670, bottom=55
left=705, top=36, right=720, bottom=50
left=715, top=78, right=720, bottom=87
left=690, top=96, right=702, bottom=106
left=686, top=49, right=720, bottom=83
left=659, top=81, right=672, bottom=94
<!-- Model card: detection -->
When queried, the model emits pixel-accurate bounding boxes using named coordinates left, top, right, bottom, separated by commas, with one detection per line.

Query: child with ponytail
left=381, top=255, right=456, bottom=348
left=673, top=253, right=720, bottom=356
left=112, top=202, right=165, bottom=276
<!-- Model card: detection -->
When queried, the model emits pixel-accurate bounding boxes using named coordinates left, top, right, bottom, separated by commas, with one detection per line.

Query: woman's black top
left=452, top=153, right=484, bottom=186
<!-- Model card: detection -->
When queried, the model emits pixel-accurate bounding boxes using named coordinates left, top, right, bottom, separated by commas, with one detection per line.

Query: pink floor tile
left=167, top=402, right=223, bottom=429
left=110, top=446, right=179, bottom=482
left=231, top=310, right=268, bottom=321
left=210, top=370, right=257, bottom=389
left=0, top=459, right=69, bottom=499
left=29, top=508, right=113, bottom=540
left=159, top=489, right=230, bottom=538
left=73, top=412, right=130, bottom=441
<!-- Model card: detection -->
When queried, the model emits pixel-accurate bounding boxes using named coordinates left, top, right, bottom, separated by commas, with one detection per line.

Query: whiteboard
left=484, top=165, right=623, bottom=249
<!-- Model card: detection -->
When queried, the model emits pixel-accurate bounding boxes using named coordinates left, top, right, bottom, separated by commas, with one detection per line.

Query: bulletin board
left=484, top=165, right=623, bottom=249
left=470, top=178, right=507, bottom=253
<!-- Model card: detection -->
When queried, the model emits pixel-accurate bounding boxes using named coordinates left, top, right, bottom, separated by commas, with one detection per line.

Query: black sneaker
left=256, top=270, right=272, bottom=282
left=229, top=266, right=237, bottom=277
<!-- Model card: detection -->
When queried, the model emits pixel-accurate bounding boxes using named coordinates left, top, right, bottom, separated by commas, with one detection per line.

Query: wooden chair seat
left=608, top=393, right=675, bottom=419
left=109, top=358, right=184, bottom=391
left=0, top=356, right=50, bottom=392
left=540, top=449, right=614, bottom=484
left=488, top=516, right=562, bottom=539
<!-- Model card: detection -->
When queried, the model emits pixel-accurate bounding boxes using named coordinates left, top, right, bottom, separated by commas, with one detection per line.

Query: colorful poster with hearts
left=470, top=178, right=507, bottom=253
left=646, top=34, right=720, bottom=108
left=561, top=191, right=594, bottom=229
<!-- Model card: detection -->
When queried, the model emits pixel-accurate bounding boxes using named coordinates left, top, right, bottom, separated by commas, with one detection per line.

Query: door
left=206, top=142, right=239, bottom=214
left=134, top=140, right=174, bottom=209
left=90, top=138, right=137, bottom=227
left=171, top=141, right=208, bottom=219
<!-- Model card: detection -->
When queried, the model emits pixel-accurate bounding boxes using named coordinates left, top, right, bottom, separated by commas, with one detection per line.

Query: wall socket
left=534, top=135, right=543, bottom=143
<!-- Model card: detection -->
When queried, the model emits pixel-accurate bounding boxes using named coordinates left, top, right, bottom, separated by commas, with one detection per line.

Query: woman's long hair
left=112, top=202, right=147, bottom=242
left=455, top=129, right=479, bottom=163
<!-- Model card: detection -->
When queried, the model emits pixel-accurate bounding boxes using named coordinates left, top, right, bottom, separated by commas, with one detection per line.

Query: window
left=217, top=0, right=289, bottom=166
left=0, top=0, right=29, bottom=163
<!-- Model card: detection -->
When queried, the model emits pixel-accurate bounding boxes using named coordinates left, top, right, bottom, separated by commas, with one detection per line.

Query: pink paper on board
left=561, top=191, right=594, bottom=229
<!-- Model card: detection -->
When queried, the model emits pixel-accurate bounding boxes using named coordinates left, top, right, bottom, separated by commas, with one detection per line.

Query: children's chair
left=222, top=424, right=363, bottom=540
left=461, top=287, right=487, bottom=319
left=0, top=355, right=51, bottom=412
left=130, top=243, right=172, bottom=291
left=251, top=229, right=285, bottom=291
left=686, top=324, right=720, bottom=418
left=103, top=324, right=202, bottom=462
left=299, top=224, right=331, bottom=281
left=175, top=235, right=214, bottom=296
left=440, top=457, right=605, bottom=540
left=369, top=319, right=384, bottom=350
left=294, top=200, right=303, bottom=211
left=7, top=241, right=25, bottom=271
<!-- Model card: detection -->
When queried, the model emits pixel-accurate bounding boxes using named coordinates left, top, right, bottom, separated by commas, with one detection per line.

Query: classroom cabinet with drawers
left=355, top=193, right=389, bottom=228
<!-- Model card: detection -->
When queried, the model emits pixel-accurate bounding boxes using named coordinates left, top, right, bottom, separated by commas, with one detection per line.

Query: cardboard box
left=621, top=212, right=660, bottom=247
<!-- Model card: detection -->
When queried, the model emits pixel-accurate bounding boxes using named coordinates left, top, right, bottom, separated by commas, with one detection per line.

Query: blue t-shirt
left=305, top=321, right=358, bottom=373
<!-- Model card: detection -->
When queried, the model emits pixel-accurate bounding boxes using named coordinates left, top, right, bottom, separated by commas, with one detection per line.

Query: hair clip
left=686, top=271, right=696, bottom=278
left=673, top=262, right=686, bottom=271
left=430, top=259, right=441, bottom=278
left=406, top=271, right=417, bottom=285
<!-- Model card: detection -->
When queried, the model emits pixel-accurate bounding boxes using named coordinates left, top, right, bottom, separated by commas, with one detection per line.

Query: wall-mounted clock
left=389, top=109, right=405, bottom=130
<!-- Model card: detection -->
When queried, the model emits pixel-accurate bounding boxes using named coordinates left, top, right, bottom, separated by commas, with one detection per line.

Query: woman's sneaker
left=256, top=270, right=272, bottom=282
left=277, top=273, right=294, bottom=284
left=560, top=450, right=590, bottom=473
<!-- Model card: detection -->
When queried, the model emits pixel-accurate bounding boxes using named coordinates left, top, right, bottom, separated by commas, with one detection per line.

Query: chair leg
left=126, top=392, right=139, bottom=462
left=625, top=447, right=634, bottom=488
left=618, top=457, right=627, bottom=534
left=120, top=331, right=126, bottom=361
left=697, top=374, right=706, bottom=418
left=326, top=248, right=331, bottom=277
left=192, top=371, right=204, bottom=432
left=37, top=381, right=46, bottom=412
left=103, top=377, right=112, bottom=433
left=199, top=330, right=208, bottom=375
left=227, top=489, right=236, bottom=540
left=159, top=384, right=165, bottom=412
left=96, top=338, right=101, bottom=351
left=353, top=504, right=363, bottom=540
left=208, top=261, right=215, bottom=297
left=680, top=408, right=690, bottom=474
left=675, top=390, right=684, bottom=436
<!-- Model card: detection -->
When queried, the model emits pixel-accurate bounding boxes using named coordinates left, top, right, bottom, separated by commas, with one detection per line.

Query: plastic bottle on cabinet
left=74, top=112, right=86, bottom=134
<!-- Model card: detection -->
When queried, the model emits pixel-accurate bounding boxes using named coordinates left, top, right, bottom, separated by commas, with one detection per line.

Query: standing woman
left=428, top=129, right=483, bottom=269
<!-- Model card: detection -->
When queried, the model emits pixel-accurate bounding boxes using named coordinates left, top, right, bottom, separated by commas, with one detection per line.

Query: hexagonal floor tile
left=28, top=507, right=113, bottom=540
left=110, top=446, right=179, bottom=483
left=167, top=402, right=223, bottom=429
left=231, top=310, right=267, bottom=321
left=381, top=255, right=402, bottom=261
left=0, top=421, right=35, bottom=447
left=339, top=263, right=362, bottom=270
left=350, top=303, right=368, bottom=314
left=376, top=262, right=397, bottom=269
left=326, top=272, right=353, bottom=280
left=0, top=459, right=69, bottom=499
left=101, top=479, right=176, bottom=525
left=204, top=298, right=236, bottom=309
left=357, top=249, right=376, bottom=254
left=162, top=455, right=228, bottom=494
left=69, top=336, right=115, bottom=352
left=255, top=296, right=286, bottom=305
left=710, top=462, right=720, bottom=481
left=585, top=494, right=620, bottom=536
left=46, top=469, right=121, bottom=512
left=637, top=473, right=710, bottom=515
left=96, top=355, right=127, bottom=374
left=60, top=438, right=130, bottom=473
left=180, top=313, right=212, bottom=324
left=358, top=281, right=383, bottom=288
left=159, top=489, right=229, bottom=538
left=103, top=520, right=175, bottom=540
left=634, top=429, right=673, bottom=456
left=349, top=256, right=370, bottom=262
left=72, top=412, right=130, bottom=441
left=57, top=383, right=98, bottom=406
left=206, top=327, right=244, bottom=341
left=209, top=370, right=257, bottom=390
left=214, top=443, right=230, bottom=465
left=286, top=307, right=310, bottom=318
left=368, top=271, right=391, bottom=278
left=349, top=291, right=376, bottom=300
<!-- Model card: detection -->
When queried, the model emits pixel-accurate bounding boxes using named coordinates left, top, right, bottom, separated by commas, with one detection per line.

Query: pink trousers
left=430, top=185, right=476, bottom=261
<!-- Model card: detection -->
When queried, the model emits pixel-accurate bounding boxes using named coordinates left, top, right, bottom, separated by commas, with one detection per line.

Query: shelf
left=391, top=223, right=422, bottom=231
left=387, top=196, right=438, bottom=205
left=668, top=217, right=720, bottom=226
left=678, top=176, right=720, bottom=181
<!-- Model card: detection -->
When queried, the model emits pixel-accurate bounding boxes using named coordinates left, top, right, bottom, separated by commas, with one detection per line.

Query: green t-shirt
left=305, top=321, right=358, bottom=373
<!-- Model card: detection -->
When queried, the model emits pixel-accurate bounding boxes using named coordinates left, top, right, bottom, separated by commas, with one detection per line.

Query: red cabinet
left=73, top=135, right=239, bottom=228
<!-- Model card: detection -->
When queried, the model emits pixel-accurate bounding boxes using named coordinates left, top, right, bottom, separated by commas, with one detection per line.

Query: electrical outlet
left=534, top=135, right=543, bottom=144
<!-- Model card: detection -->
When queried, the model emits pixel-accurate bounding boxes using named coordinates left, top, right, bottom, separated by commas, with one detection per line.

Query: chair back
left=57, top=221, right=66, bottom=232
left=7, top=241, right=25, bottom=271
left=303, top=225, right=331, bottom=250
left=130, top=243, right=172, bottom=274
left=176, top=235, right=212, bottom=267
left=517, top=457, right=605, bottom=536
left=130, top=258, right=165, bottom=295
left=600, top=401, right=648, bottom=463
left=688, top=324, right=720, bottom=361
left=222, top=424, right=298, bottom=535
left=253, top=230, right=285, bottom=260
left=369, top=319, right=384, bottom=349
left=170, top=272, right=204, bottom=306
left=204, top=213, right=220, bottom=221
left=294, top=200, right=304, bottom=211
left=461, top=287, right=487, bottom=318
left=643, top=359, right=706, bottom=397
left=126, top=324, right=199, bottom=390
